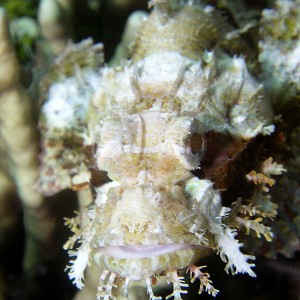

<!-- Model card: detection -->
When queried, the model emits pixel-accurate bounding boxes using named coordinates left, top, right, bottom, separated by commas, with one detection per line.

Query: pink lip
left=98, top=244, right=199, bottom=259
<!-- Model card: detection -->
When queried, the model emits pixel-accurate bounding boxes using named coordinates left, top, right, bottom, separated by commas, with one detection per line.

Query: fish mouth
left=97, top=244, right=203, bottom=259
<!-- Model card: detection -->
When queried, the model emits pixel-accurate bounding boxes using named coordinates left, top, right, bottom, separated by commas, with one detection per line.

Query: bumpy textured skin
left=37, top=39, right=104, bottom=195
left=38, top=1, right=282, bottom=299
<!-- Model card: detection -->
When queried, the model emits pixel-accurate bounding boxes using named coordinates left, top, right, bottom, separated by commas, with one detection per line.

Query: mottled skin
left=91, top=112, right=215, bottom=279
left=39, top=1, right=275, bottom=299
left=85, top=1, right=271, bottom=294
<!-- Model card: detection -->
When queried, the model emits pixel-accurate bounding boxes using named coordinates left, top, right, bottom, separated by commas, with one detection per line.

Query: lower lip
left=97, top=244, right=199, bottom=259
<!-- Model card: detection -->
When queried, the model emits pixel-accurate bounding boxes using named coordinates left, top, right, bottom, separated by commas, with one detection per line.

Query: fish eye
left=183, top=121, right=207, bottom=166
left=167, top=117, right=206, bottom=170
left=186, top=132, right=206, bottom=156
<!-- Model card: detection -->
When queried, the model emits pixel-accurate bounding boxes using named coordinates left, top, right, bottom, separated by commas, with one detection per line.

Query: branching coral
left=38, top=0, right=74, bottom=55
left=0, top=5, right=56, bottom=284
left=0, top=8, right=41, bottom=206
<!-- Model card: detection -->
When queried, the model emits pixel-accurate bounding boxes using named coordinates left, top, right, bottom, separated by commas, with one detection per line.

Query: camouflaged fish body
left=38, top=1, right=276, bottom=299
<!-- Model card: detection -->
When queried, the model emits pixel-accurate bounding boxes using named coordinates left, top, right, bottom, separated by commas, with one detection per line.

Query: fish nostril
left=121, top=223, right=150, bottom=233
left=121, top=224, right=130, bottom=233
